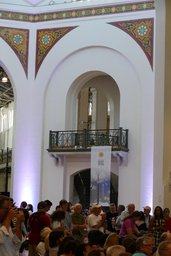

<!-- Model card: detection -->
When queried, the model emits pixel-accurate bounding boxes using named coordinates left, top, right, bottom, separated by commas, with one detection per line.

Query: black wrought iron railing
left=47, top=128, right=128, bottom=152
left=0, top=147, right=12, bottom=165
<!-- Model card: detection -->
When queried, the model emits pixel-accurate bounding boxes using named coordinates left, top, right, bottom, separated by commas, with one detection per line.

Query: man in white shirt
left=88, top=203, right=106, bottom=233
left=0, top=195, right=25, bottom=256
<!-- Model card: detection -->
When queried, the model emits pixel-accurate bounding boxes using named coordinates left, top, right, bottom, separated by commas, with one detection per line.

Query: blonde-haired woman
left=103, top=233, right=119, bottom=252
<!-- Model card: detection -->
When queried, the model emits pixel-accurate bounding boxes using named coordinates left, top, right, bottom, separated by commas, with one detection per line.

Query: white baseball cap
left=91, top=203, right=101, bottom=209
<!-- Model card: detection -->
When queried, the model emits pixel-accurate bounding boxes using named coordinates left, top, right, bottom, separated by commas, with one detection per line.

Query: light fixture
left=2, top=74, right=8, bottom=83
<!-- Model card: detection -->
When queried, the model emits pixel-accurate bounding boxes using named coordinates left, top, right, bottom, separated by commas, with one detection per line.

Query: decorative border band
left=0, top=1, right=154, bottom=23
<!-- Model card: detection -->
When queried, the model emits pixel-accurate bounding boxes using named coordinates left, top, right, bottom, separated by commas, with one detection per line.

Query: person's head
left=103, top=233, right=119, bottom=251
left=75, top=203, right=82, bottom=215
left=122, top=237, right=134, bottom=252
left=27, top=204, right=33, bottom=212
left=127, top=204, right=135, bottom=214
left=49, top=230, right=64, bottom=248
left=164, top=208, right=170, bottom=219
left=63, top=240, right=78, bottom=256
left=0, top=196, right=10, bottom=222
left=50, top=209, right=66, bottom=222
left=9, top=198, right=14, bottom=207
left=106, top=245, right=125, bottom=256
left=87, top=248, right=105, bottom=256
left=91, top=203, right=101, bottom=216
left=60, top=199, right=68, bottom=211
left=119, top=253, right=132, bottom=256
left=20, top=201, right=27, bottom=209
left=139, top=211, right=145, bottom=221
left=143, top=206, right=151, bottom=216
left=160, top=232, right=171, bottom=242
left=75, top=243, right=91, bottom=256
left=67, top=202, right=72, bottom=212
left=136, top=236, right=153, bottom=256
left=56, top=205, right=60, bottom=210
left=99, top=234, right=109, bottom=247
left=37, top=201, right=47, bottom=212
left=158, top=241, right=171, bottom=256
left=40, top=227, right=52, bottom=240
left=44, top=200, right=52, bottom=212
left=58, top=236, right=74, bottom=255
left=123, top=210, right=140, bottom=222
left=110, top=203, right=116, bottom=214
left=89, top=230, right=103, bottom=248
left=117, top=205, right=125, bottom=214
left=154, top=206, right=163, bottom=219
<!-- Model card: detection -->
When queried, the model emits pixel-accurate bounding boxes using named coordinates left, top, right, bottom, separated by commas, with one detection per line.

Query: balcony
left=47, top=128, right=129, bottom=152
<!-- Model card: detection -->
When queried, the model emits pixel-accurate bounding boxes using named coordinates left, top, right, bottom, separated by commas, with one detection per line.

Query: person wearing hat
left=164, top=208, right=171, bottom=233
left=88, top=203, right=106, bottom=233
left=143, top=206, right=152, bottom=229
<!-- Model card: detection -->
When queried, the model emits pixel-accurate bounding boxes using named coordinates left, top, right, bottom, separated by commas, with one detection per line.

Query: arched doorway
left=0, top=66, right=14, bottom=195
left=72, top=169, right=118, bottom=209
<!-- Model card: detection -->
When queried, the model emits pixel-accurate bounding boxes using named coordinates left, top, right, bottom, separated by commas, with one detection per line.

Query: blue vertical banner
left=90, top=146, right=111, bottom=206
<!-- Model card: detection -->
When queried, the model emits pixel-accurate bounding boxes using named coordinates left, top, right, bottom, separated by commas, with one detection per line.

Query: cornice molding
left=0, top=1, right=155, bottom=23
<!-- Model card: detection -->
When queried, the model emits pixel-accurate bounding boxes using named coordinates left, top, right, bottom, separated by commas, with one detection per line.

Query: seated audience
left=158, top=241, right=171, bottom=256
left=103, top=233, right=119, bottom=252
left=99, top=234, right=109, bottom=247
left=119, top=211, right=141, bottom=239
left=88, top=229, right=104, bottom=249
left=58, top=235, right=74, bottom=255
left=75, top=243, right=91, bottom=256
left=62, top=240, right=79, bottom=256
left=119, top=253, right=132, bottom=256
left=122, top=237, right=134, bottom=252
left=48, top=230, right=64, bottom=256
left=106, top=245, right=125, bottom=256
left=87, top=248, right=105, bottom=256
left=133, top=236, right=154, bottom=256
left=36, top=227, right=52, bottom=256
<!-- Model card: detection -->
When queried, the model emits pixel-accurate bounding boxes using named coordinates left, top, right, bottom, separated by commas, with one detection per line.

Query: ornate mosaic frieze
left=0, top=1, right=154, bottom=22
left=109, top=18, right=154, bottom=69
left=36, top=26, right=77, bottom=77
left=0, top=27, right=29, bottom=77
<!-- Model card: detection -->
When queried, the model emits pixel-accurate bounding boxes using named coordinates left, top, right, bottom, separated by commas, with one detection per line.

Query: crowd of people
left=0, top=195, right=171, bottom=256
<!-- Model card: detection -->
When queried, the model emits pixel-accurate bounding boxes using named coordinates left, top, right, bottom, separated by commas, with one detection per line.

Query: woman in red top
left=164, top=208, right=171, bottom=233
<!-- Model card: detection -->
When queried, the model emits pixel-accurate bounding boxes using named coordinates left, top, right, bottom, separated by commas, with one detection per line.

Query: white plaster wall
left=42, top=18, right=154, bottom=209
left=0, top=5, right=156, bottom=211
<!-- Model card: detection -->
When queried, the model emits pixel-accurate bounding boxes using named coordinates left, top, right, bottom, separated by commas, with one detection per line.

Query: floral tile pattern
left=0, top=27, right=29, bottom=77
left=36, top=26, right=77, bottom=77
left=0, top=1, right=154, bottom=22
left=109, top=18, right=154, bottom=69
